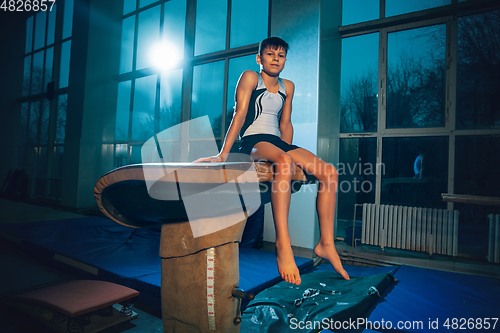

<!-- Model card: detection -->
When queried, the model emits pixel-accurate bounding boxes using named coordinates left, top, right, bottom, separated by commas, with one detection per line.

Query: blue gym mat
left=0, top=217, right=162, bottom=289
left=316, top=264, right=500, bottom=333
left=2, top=216, right=498, bottom=332
left=367, top=265, right=500, bottom=332
left=0, top=216, right=314, bottom=310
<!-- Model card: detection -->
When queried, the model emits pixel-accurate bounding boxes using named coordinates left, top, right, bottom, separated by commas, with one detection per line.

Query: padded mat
left=0, top=217, right=162, bottom=280
left=0, top=217, right=314, bottom=312
left=314, top=262, right=400, bottom=277
left=367, top=265, right=500, bottom=332
left=241, top=271, right=395, bottom=333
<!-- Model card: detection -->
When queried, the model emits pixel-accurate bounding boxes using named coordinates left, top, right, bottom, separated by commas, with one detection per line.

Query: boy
left=195, top=37, right=349, bottom=285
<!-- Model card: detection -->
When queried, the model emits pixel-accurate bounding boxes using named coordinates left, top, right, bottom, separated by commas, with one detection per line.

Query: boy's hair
left=258, top=37, right=289, bottom=56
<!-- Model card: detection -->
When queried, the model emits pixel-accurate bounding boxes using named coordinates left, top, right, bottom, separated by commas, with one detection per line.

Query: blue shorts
left=239, top=134, right=300, bottom=156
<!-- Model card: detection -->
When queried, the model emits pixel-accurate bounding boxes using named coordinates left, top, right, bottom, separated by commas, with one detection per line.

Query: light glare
left=151, top=42, right=181, bottom=70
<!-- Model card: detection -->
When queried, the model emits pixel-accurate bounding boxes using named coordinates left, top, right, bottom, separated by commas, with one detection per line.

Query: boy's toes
left=295, top=276, right=301, bottom=285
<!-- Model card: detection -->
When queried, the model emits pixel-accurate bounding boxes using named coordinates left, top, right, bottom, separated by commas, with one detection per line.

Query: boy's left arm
left=280, top=80, right=295, bottom=144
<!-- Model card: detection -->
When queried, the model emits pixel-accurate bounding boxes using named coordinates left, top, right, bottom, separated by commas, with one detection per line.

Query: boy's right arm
left=194, top=71, right=257, bottom=162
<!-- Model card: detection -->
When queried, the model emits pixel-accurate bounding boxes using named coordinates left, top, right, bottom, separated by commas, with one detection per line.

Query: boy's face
left=257, top=46, right=287, bottom=77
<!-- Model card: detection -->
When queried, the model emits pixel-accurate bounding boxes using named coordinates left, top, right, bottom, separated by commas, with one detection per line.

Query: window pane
left=194, top=0, right=227, bottom=56
left=163, top=0, right=187, bottom=59
left=381, top=136, right=448, bottom=208
left=159, top=69, right=182, bottom=133
left=56, top=94, right=67, bottom=144
left=19, top=103, right=30, bottom=167
left=114, top=144, right=128, bottom=168
left=20, top=103, right=29, bottom=145
left=32, top=51, right=44, bottom=95
left=130, top=145, right=142, bottom=164
left=23, top=56, right=31, bottom=96
left=136, top=5, right=161, bottom=70
left=131, top=75, right=157, bottom=141
left=40, top=100, right=50, bottom=145
left=59, top=40, right=71, bottom=88
left=47, top=4, right=57, bottom=45
left=44, top=47, right=53, bottom=92
left=191, top=61, right=225, bottom=138
left=34, top=11, right=47, bottom=50
left=29, top=102, right=40, bottom=144
left=124, top=0, right=136, bottom=15
left=227, top=54, right=257, bottom=135
left=53, top=146, right=64, bottom=178
left=387, top=25, right=446, bottom=128
left=342, top=0, right=378, bottom=25
left=139, top=0, right=157, bottom=8
left=187, top=141, right=216, bottom=162
left=341, top=33, right=378, bottom=133
left=338, top=138, right=377, bottom=220
left=386, top=0, right=450, bottom=17
left=25, top=16, right=33, bottom=53
left=230, top=0, right=268, bottom=49
left=116, top=81, right=132, bottom=141
left=455, top=135, right=500, bottom=199
left=119, top=16, right=135, bottom=74
left=456, top=10, right=500, bottom=130
left=455, top=135, right=499, bottom=258
left=62, top=0, right=74, bottom=39
left=37, top=147, right=48, bottom=178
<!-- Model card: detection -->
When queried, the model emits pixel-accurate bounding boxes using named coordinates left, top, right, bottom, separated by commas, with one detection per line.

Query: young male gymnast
left=195, top=37, right=349, bottom=285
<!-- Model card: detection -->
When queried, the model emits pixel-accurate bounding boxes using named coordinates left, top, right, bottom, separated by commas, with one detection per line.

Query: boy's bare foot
left=314, top=241, right=350, bottom=280
left=276, top=241, right=301, bottom=285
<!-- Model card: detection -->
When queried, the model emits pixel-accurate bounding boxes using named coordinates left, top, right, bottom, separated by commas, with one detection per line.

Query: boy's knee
left=273, top=152, right=293, bottom=166
left=322, top=164, right=338, bottom=183
left=274, top=153, right=294, bottom=174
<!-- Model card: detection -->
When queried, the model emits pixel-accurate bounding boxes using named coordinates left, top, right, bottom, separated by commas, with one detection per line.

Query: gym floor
left=0, top=198, right=164, bottom=332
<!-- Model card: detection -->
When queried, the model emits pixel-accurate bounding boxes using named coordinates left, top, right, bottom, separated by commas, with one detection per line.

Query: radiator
left=488, top=214, right=500, bottom=263
left=358, top=203, right=459, bottom=256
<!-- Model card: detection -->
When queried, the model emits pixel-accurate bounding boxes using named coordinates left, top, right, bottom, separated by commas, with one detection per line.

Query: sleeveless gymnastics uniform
left=239, top=72, right=300, bottom=155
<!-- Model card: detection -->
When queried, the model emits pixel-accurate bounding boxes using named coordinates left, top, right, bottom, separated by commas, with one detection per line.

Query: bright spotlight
left=151, top=42, right=181, bottom=70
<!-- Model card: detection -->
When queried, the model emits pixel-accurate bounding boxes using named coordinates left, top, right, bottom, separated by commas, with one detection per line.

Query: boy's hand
left=193, top=153, right=227, bottom=163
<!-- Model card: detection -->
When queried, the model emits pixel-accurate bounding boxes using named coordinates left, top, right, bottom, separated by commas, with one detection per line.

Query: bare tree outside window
left=457, top=9, right=500, bottom=129
left=341, top=69, right=378, bottom=132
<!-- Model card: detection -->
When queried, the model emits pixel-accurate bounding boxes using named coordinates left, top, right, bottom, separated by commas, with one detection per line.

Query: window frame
left=338, top=0, right=500, bottom=210
left=113, top=0, right=270, bottom=166
left=18, top=0, right=73, bottom=200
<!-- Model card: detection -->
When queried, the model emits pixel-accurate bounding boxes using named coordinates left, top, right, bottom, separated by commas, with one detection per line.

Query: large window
left=340, top=33, right=379, bottom=133
left=338, top=0, right=500, bottom=259
left=456, top=10, right=500, bottom=130
left=19, top=0, right=74, bottom=200
left=115, top=0, right=269, bottom=166
left=387, top=24, right=446, bottom=129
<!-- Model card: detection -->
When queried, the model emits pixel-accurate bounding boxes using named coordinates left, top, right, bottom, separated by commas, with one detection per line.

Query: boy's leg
left=288, top=148, right=350, bottom=280
left=251, top=142, right=301, bottom=285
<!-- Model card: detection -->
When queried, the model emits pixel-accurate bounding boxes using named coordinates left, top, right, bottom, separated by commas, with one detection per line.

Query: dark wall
left=0, top=11, right=27, bottom=191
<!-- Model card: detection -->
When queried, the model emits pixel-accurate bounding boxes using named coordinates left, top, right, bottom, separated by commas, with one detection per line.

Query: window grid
left=19, top=0, right=73, bottom=200
left=338, top=1, right=500, bottom=212
left=114, top=0, right=268, bottom=166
